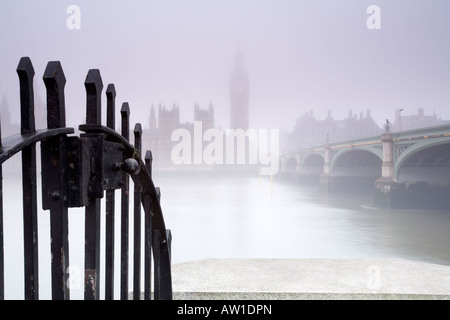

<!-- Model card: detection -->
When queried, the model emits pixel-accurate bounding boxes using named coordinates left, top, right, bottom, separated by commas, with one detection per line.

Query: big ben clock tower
left=229, top=48, right=249, bottom=130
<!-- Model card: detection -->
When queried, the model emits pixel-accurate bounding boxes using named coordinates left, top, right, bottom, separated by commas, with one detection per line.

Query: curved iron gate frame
left=0, top=57, right=172, bottom=300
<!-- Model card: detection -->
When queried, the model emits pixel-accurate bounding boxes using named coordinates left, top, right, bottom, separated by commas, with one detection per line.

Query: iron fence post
left=84, top=69, right=103, bottom=300
left=17, top=57, right=39, bottom=300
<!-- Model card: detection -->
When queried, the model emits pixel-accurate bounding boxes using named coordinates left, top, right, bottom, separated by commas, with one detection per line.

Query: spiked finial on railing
left=106, top=84, right=116, bottom=130
left=134, top=123, right=142, bottom=155
left=17, top=57, right=36, bottom=134
left=84, top=69, right=103, bottom=125
left=121, top=102, right=130, bottom=141
left=43, top=61, right=66, bottom=129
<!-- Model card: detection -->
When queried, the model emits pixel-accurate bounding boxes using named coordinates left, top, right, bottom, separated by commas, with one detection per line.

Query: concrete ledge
left=171, top=292, right=450, bottom=300
left=170, top=258, right=450, bottom=300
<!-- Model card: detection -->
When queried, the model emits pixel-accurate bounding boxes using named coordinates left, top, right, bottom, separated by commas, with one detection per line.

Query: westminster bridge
left=281, top=124, right=450, bottom=209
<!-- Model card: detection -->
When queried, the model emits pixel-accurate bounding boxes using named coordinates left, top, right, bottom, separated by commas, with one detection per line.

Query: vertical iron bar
left=153, top=188, right=162, bottom=300
left=105, top=84, right=116, bottom=300
left=145, top=151, right=153, bottom=180
left=160, top=228, right=172, bottom=300
left=152, top=187, right=172, bottom=300
left=21, top=145, right=38, bottom=300
left=84, top=199, right=101, bottom=300
left=165, top=229, right=172, bottom=264
left=144, top=150, right=153, bottom=300
left=120, top=102, right=130, bottom=300
left=43, top=61, right=70, bottom=300
left=17, top=57, right=39, bottom=300
left=133, top=123, right=142, bottom=300
left=153, top=229, right=161, bottom=300
left=84, top=69, right=103, bottom=300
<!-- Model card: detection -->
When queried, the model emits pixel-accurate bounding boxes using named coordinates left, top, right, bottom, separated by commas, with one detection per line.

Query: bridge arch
left=301, top=153, right=325, bottom=175
left=283, top=156, right=297, bottom=172
left=331, top=148, right=382, bottom=177
left=395, top=139, right=450, bottom=182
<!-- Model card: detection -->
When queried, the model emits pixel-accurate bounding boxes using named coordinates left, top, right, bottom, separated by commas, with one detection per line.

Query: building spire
left=232, top=45, right=247, bottom=77
left=149, top=104, right=156, bottom=131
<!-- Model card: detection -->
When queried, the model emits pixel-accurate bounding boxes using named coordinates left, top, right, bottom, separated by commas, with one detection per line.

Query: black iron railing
left=0, top=57, right=172, bottom=300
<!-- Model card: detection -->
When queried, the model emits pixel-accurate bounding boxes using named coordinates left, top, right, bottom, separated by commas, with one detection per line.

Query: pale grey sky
left=1, top=0, right=449, bottom=131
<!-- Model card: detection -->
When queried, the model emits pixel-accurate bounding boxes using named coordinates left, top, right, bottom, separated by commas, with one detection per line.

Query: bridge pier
left=372, top=128, right=450, bottom=210
left=374, top=178, right=397, bottom=209
left=294, top=153, right=302, bottom=178
left=374, top=130, right=396, bottom=209
left=319, top=144, right=333, bottom=193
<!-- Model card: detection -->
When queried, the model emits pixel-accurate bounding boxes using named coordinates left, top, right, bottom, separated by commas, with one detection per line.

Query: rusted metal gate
left=0, top=57, right=172, bottom=300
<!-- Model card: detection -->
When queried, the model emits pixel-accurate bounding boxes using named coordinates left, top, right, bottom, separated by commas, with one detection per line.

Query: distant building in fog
left=194, top=103, right=214, bottom=130
left=285, top=109, right=382, bottom=152
left=1, top=94, right=46, bottom=136
left=392, top=108, right=450, bottom=131
left=144, top=102, right=216, bottom=168
left=0, top=96, right=18, bottom=136
left=146, top=103, right=180, bottom=167
left=144, top=48, right=252, bottom=168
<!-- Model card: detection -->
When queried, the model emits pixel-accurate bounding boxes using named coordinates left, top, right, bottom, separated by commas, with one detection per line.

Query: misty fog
left=1, top=0, right=449, bottom=133
left=1, top=1, right=450, bottom=300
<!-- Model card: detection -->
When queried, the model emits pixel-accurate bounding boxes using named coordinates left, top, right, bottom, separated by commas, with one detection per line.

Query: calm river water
left=156, top=172, right=450, bottom=266
left=2, top=164, right=450, bottom=299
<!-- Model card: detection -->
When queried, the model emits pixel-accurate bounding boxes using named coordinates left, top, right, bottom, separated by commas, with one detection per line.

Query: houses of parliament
left=142, top=49, right=250, bottom=168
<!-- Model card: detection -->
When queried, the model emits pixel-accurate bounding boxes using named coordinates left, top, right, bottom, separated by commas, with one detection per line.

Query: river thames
left=156, top=172, right=450, bottom=266
left=2, top=165, right=450, bottom=299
